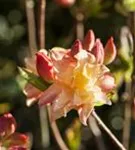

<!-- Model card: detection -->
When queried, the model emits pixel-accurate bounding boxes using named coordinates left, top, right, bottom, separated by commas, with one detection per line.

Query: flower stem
left=25, top=0, right=37, bottom=56
left=47, top=105, right=69, bottom=150
left=92, top=111, right=127, bottom=150
left=38, top=0, right=50, bottom=148
left=76, top=12, right=84, bottom=40
left=37, top=0, right=69, bottom=149
left=38, top=0, right=46, bottom=49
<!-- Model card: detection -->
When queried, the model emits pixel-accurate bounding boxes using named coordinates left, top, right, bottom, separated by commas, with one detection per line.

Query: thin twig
left=122, top=83, right=132, bottom=149
left=38, top=1, right=69, bottom=149
left=76, top=12, right=84, bottom=40
left=39, top=106, right=50, bottom=147
left=37, top=0, right=50, bottom=148
left=47, top=105, right=69, bottom=150
left=122, top=12, right=135, bottom=149
left=120, top=27, right=133, bottom=149
left=38, top=0, right=46, bottom=49
left=25, top=0, right=50, bottom=148
left=130, top=12, right=135, bottom=111
left=92, top=111, right=127, bottom=150
left=25, top=0, right=37, bottom=56
left=130, top=13, right=135, bottom=98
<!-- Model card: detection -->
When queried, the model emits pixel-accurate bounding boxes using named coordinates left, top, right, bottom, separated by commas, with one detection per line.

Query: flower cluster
left=24, top=30, right=116, bottom=125
left=0, top=113, right=29, bottom=149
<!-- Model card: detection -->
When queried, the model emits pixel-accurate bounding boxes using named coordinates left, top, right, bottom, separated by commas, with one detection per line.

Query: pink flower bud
left=0, top=113, right=16, bottom=140
left=4, top=133, right=29, bottom=148
left=83, top=30, right=95, bottom=51
left=91, top=39, right=104, bottom=64
left=104, top=37, right=116, bottom=65
left=70, top=40, right=82, bottom=57
left=98, top=73, right=115, bottom=93
left=54, top=0, right=75, bottom=7
left=36, top=50, right=54, bottom=82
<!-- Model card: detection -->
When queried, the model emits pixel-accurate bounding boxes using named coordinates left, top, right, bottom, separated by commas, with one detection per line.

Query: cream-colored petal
left=23, top=83, right=42, bottom=98
left=72, top=93, right=82, bottom=106
left=51, top=87, right=73, bottom=112
left=74, top=49, right=88, bottom=61
left=39, top=83, right=62, bottom=106
left=24, top=83, right=42, bottom=106
left=56, top=63, right=75, bottom=85
left=93, top=88, right=107, bottom=104
left=51, top=103, right=73, bottom=121
left=78, top=104, right=93, bottom=126
left=50, top=47, right=68, bottom=61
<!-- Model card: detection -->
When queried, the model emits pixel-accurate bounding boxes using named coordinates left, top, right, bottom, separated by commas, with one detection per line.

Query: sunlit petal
left=38, top=84, right=62, bottom=106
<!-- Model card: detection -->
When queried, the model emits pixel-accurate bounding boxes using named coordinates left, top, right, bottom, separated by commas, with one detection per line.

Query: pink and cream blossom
left=24, top=30, right=116, bottom=125
left=0, top=113, right=29, bottom=149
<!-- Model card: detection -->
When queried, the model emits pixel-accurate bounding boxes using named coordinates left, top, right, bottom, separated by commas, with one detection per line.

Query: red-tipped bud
left=98, top=73, right=115, bottom=93
left=54, top=0, right=75, bottom=7
left=83, top=30, right=95, bottom=51
left=36, top=50, right=54, bottom=82
left=3, top=133, right=29, bottom=148
left=91, top=39, right=104, bottom=64
left=70, top=40, right=82, bottom=57
left=0, top=113, right=16, bottom=140
left=104, top=37, right=116, bottom=65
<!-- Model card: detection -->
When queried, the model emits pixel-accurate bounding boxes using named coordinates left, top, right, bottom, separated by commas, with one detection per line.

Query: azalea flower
left=0, top=113, right=29, bottom=149
left=24, top=30, right=116, bottom=125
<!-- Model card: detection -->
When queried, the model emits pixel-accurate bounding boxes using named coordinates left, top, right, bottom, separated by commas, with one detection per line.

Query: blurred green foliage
left=0, top=0, right=134, bottom=150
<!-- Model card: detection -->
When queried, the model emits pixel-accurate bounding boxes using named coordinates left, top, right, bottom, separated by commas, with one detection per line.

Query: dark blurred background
left=0, top=0, right=134, bottom=150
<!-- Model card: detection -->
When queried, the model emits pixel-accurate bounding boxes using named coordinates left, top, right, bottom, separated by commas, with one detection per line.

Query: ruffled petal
left=51, top=86, right=73, bottom=120
left=51, top=104, right=73, bottom=120
left=23, top=83, right=42, bottom=98
left=52, top=88, right=72, bottom=112
left=50, top=47, right=68, bottom=61
left=23, top=83, right=42, bottom=106
left=92, top=86, right=109, bottom=106
left=38, top=84, right=62, bottom=106
left=78, top=104, right=93, bottom=126
left=50, top=47, right=76, bottom=85
left=72, top=93, right=83, bottom=106
left=74, top=49, right=88, bottom=61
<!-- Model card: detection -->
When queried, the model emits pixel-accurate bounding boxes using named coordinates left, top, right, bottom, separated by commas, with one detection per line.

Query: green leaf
left=18, top=67, right=50, bottom=91
left=94, top=100, right=105, bottom=106
left=123, top=0, right=135, bottom=11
